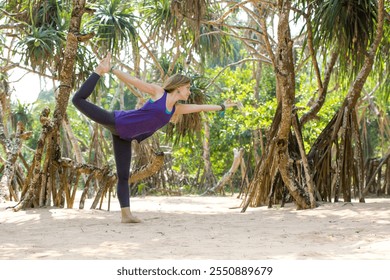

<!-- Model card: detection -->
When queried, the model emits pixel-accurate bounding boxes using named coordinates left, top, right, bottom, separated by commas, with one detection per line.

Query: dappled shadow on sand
left=1, top=196, right=390, bottom=260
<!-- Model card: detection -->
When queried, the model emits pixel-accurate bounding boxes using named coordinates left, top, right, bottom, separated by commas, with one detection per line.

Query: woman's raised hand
left=94, top=52, right=112, bottom=76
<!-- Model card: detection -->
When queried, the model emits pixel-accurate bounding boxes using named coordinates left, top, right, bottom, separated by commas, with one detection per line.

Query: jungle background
left=0, top=0, right=389, bottom=211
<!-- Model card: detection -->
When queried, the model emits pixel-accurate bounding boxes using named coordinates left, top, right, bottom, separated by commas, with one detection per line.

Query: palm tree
left=312, top=0, right=378, bottom=75
left=306, top=0, right=386, bottom=203
left=242, top=0, right=386, bottom=210
left=11, top=0, right=89, bottom=209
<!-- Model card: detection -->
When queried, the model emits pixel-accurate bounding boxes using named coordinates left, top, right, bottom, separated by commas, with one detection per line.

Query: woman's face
left=176, top=83, right=191, bottom=101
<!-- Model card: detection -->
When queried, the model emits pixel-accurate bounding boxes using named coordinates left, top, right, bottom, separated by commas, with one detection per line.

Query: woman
left=72, top=53, right=236, bottom=223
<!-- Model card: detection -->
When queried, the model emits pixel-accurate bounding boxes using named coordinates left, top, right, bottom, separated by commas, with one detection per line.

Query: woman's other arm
left=94, top=53, right=163, bottom=98
left=111, top=68, right=163, bottom=98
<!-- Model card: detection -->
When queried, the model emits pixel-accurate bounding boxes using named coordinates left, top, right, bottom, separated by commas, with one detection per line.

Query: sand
left=1, top=195, right=390, bottom=260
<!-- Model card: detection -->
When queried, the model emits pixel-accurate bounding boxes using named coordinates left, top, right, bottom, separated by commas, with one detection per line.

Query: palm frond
left=374, top=18, right=390, bottom=102
left=85, top=0, right=138, bottom=56
left=312, top=0, right=378, bottom=74
left=140, top=0, right=178, bottom=38
left=14, top=25, right=65, bottom=72
left=35, top=0, right=65, bottom=28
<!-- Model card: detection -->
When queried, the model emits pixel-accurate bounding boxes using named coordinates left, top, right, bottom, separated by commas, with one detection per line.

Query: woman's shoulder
left=148, top=88, right=166, bottom=101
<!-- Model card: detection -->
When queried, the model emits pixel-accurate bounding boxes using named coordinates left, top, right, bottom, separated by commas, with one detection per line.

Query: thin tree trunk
left=363, top=150, right=390, bottom=195
left=252, top=129, right=261, bottom=164
left=351, top=109, right=365, bottom=202
left=292, top=114, right=316, bottom=208
left=243, top=1, right=319, bottom=211
left=345, top=0, right=385, bottom=111
left=63, top=113, right=84, bottom=164
left=0, top=119, right=31, bottom=202
left=204, top=148, right=244, bottom=195
left=300, top=52, right=338, bottom=125
left=201, top=117, right=216, bottom=190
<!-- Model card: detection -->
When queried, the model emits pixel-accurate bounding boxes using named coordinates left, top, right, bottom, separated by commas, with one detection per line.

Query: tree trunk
left=242, top=1, right=314, bottom=211
left=200, top=117, right=216, bottom=190
left=14, top=0, right=87, bottom=210
left=292, top=114, right=316, bottom=208
left=63, top=113, right=84, bottom=165
left=129, top=152, right=165, bottom=183
left=0, top=82, right=33, bottom=202
left=300, top=52, right=338, bottom=125
left=242, top=105, right=282, bottom=211
left=273, top=1, right=312, bottom=209
left=0, top=119, right=31, bottom=202
left=252, top=129, right=262, bottom=164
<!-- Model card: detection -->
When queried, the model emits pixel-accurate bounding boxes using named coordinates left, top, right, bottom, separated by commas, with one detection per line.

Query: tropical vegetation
left=0, top=0, right=388, bottom=211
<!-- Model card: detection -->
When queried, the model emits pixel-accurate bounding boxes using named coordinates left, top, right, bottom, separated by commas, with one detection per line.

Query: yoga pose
left=72, top=53, right=236, bottom=223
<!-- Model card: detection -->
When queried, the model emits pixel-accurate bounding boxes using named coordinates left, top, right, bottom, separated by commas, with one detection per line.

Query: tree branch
left=300, top=51, right=338, bottom=125
left=205, top=58, right=270, bottom=90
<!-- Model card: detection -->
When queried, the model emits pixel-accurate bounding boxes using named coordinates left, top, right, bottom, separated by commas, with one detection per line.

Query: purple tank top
left=114, top=91, right=175, bottom=142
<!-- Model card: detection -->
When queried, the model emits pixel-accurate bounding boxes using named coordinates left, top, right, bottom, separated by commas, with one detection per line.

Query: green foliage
left=295, top=63, right=345, bottom=150
left=139, top=0, right=176, bottom=37
left=2, top=0, right=388, bottom=195
left=167, top=64, right=278, bottom=177
left=374, top=21, right=390, bottom=104
left=73, top=46, right=99, bottom=86
left=197, top=23, right=236, bottom=67
left=171, top=144, right=203, bottom=176
left=14, top=25, right=65, bottom=72
left=33, top=0, right=69, bottom=29
left=156, top=54, right=184, bottom=77
left=209, top=66, right=276, bottom=175
left=24, top=89, right=56, bottom=149
left=5, top=0, right=67, bottom=73
left=11, top=100, right=33, bottom=131
left=84, top=0, right=138, bottom=56
left=312, top=0, right=378, bottom=76
left=208, top=66, right=276, bottom=131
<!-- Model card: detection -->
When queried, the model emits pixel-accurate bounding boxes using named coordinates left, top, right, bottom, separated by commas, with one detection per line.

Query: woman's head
left=163, top=74, right=191, bottom=101
left=163, top=74, right=191, bottom=92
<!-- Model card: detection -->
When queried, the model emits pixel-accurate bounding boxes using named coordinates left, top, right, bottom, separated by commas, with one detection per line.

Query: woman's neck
left=165, top=92, right=179, bottom=112
left=166, top=91, right=180, bottom=105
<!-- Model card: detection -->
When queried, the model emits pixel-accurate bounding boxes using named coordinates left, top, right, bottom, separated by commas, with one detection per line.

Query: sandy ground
left=1, top=194, right=390, bottom=260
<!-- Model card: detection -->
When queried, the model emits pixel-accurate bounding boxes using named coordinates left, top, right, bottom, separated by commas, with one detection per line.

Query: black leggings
left=72, top=73, right=132, bottom=208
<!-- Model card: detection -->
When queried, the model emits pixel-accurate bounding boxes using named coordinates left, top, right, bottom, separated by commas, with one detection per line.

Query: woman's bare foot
left=120, top=207, right=142, bottom=223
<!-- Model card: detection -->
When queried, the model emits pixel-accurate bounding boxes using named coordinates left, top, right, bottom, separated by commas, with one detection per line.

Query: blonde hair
left=163, top=74, right=191, bottom=93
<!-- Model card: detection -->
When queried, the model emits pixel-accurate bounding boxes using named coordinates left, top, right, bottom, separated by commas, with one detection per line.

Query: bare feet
left=121, top=214, right=142, bottom=223
left=120, top=207, right=142, bottom=223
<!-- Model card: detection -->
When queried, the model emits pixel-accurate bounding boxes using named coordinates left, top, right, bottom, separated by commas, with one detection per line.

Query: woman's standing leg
left=112, top=134, right=141, bottom=223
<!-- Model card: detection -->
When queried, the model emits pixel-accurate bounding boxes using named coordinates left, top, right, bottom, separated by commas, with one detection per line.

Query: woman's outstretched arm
left=174, top=100, right=237, bottom=115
